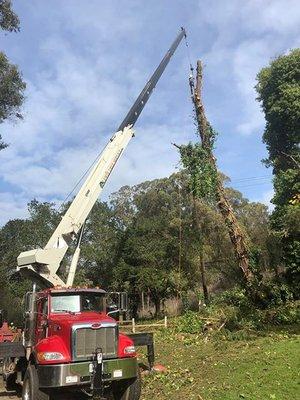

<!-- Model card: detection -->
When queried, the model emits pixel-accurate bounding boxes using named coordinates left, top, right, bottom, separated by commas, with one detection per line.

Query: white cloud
left=257, top=189, right=275, bottom=211
left=256, top=0, right=300, bottom=34
left=103, top=123, right=188, bottom=196
left=232, top=39, right=269, bottom=136
left=195, top=0, right=300, bottom=135
left=1, top=119, right=187, bottom=212
left=197, top=0, right=300, bottom=36
left=0, top=192, right=28, bottom=225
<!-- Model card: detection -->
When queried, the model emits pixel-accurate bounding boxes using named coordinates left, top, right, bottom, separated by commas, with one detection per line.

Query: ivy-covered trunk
left=180, top=60, right=254, bottom=286
left=194, top=60, right=254, bottom=284
left=215, top=182, right=254, bottom=283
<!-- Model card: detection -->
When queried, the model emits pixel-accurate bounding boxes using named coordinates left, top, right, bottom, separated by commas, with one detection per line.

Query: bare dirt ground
left=0, top=381, right=87, bottom=400
left=0, top=381, right=20, bottom=399
left=0, top=380, right=115, bottom=400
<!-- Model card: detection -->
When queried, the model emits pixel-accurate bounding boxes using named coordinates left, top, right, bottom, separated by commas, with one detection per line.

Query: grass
left=139, top=326, right=300, bottom=400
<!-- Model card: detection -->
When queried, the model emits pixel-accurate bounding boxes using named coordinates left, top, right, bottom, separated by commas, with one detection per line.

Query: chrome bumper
left=37, top=358, right=138, bottom=388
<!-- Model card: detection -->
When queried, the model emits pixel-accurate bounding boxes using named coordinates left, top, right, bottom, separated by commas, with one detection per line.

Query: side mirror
left=107, top=305, right=119, bottom=319
left=107, top=292, right=128, bottom=319
left=24, top=292, right=33, bottom=312
left=119, top=292, right=128, bottom=312
left=0, top=310, right=4, bottom=328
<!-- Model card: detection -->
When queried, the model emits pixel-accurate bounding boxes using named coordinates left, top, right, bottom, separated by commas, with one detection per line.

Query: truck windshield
left=51, top=293, right=105, bottom=313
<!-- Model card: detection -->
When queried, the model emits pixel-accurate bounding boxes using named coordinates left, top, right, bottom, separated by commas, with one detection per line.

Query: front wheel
left=112, top=369, right=141, bottom=400
left=4, top=373, right=17, bottom=391
left=22, top=364, right=50, bottom=400
left=2, top=357, right=17, bottom=391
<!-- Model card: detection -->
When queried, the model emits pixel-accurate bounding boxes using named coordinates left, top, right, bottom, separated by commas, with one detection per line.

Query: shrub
left=216, top=287, right=252, bottom=309
left=174, top=311, right=204, bottom=334
left=264, top=301, right=300, bottom=325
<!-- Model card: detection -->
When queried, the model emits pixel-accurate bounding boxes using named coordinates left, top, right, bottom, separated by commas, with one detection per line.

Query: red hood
left=35, top=312, right=134, bottom=364
left=37, top=312, right=118, bottom=363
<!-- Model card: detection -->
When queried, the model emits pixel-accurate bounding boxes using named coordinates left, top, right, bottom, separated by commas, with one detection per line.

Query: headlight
left=37, top=352, right=64, bottom=361
left=124, top=345, right=136, bottom=354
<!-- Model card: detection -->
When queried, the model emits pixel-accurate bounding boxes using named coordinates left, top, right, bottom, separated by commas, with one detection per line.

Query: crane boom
left=118, top=27, right=186, bottom=131
left=17, top=28, right=186, bottom=288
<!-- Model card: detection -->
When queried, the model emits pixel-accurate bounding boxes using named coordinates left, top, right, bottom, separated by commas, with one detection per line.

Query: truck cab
left=1, top=288, right=141, bottom=400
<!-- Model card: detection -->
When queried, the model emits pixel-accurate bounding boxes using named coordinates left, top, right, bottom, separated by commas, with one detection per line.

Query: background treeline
left=0, top=171, right=284, bottom=324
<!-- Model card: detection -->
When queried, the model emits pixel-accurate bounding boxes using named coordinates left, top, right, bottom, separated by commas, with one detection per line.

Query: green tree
left=0, top=200, right=60, bottom=324
left=110, top=171, right=273, bottom=313
left=256, top=49, right=300, bottom=295
left=110, top=174, right=195, bottom=316
left=0, top=0, right=25, bottom=149
left=80, top=201, right=121, bottom=289
left=0, top=0, right=19, bottom=32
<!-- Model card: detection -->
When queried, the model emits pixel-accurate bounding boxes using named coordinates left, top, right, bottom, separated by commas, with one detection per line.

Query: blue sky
left=0, top=0, right=299, bottom=225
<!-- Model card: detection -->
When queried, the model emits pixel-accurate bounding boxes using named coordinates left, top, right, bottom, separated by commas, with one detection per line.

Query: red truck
left=1, top=288, right=142, bottom=399
left=0, top=28, right=186, bottom=399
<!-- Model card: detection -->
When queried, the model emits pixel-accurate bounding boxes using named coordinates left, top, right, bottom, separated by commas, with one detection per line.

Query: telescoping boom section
left=17, top=28, right=186, bottom=288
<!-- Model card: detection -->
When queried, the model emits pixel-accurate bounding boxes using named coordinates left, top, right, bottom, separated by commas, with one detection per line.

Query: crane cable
left=183, top=32, right=195, bottom=97
left=58, top=149, right=103, bottom=210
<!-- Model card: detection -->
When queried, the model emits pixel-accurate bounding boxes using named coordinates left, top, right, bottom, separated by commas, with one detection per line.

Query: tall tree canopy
left=256, top=49, right=300, bottom=294
left=0, top=0, right=25, bottom=150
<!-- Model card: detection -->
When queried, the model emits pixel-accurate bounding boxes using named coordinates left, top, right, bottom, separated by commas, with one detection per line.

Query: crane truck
left=0, top=28, right=186, bottom=400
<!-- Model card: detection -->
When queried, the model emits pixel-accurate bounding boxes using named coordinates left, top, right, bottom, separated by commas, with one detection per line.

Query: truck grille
left=73, top=324, right=118, bottom=360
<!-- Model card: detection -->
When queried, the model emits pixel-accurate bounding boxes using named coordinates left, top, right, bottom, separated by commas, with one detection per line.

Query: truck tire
left=4, top=372, right=17, bottom=391
left=22, top=364, right=50, bottom=400
left=2, top=358, right=17, bottom=391
left=112, top=369, right=141, bottom=400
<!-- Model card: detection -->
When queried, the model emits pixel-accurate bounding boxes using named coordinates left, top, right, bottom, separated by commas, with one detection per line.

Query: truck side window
left=81, top=294, right=104, bottom=312
left=41, top=299, right=48, bottom=316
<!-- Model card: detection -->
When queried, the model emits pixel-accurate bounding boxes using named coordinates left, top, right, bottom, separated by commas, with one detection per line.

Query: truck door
left=24, top=292, right=37, bottom=347
left=35, top=297, right=48, bottom=343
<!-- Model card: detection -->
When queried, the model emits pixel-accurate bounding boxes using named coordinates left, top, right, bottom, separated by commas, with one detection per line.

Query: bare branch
left=172, top=142, right=182, bottom=150
left=280, top=151, right=300, bottom=169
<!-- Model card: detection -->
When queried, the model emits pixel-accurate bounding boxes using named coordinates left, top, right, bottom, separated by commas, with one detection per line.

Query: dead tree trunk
left=192, top=60, right=254, bottom=284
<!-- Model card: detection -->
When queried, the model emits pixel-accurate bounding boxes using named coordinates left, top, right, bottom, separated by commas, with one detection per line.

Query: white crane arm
left=17, top=126, right=134, bottom=287
left=16, top=27, right=186, bottom=288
